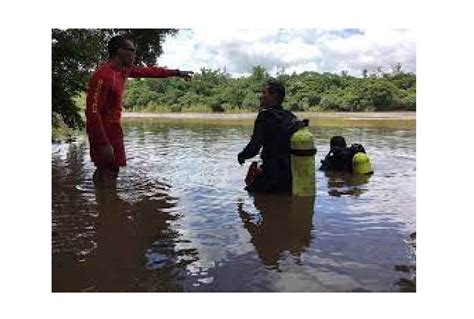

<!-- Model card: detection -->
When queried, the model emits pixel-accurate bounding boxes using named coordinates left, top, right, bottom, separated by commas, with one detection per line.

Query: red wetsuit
left=85, top=62, right=178, bottom=169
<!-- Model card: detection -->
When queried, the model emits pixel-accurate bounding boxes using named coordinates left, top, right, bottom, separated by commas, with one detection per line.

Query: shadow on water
left=237, top=195, right=315, bottom=270
left=52, top=141, right=198, bottom=292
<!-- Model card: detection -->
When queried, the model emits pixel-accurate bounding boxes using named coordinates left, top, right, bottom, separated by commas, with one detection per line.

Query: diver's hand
left=237, top=153, right=245, bottom=165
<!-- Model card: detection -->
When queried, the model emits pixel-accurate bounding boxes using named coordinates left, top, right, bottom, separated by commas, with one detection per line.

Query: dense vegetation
left=122, top=65, right=416, bottom=113
left=53, top=29, right=415, bottom=131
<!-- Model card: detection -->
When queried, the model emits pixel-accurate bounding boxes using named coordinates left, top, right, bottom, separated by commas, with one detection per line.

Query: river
left=52, top=119, right=416, bottom=292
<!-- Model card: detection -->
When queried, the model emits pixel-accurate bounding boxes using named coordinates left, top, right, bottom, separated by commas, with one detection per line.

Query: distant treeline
left=53, top=29, right=416, bottom=130
left=122, top=65, right=416, bottom=113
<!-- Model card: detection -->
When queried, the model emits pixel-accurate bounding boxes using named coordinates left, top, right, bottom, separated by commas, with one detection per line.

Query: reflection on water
left=52, top=121, right=416, bottom=292
left=238, top=195, right=314, bottom=269
left=52, top=142, right=198, bottom=292
left=325, top=171, right=372, bottom=197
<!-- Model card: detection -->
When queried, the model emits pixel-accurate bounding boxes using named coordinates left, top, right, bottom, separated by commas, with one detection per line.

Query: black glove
left=237, top=153, right=245, bottom=165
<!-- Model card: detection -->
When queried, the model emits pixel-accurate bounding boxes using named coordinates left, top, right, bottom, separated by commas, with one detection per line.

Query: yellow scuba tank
left=290, top=121, right=317, bottom=196
left=352, top=152, right=373, bottom=174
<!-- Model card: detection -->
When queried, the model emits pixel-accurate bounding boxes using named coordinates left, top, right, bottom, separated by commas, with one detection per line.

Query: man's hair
left=266, top=80, right=285, bottom=104
left=107, top=35, right=128, bottom=58
left=330, top=136, right=347, bottom=149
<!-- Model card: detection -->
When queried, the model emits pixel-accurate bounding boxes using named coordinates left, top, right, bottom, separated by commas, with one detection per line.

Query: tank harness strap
left=290, top=148, right=317, bottom=156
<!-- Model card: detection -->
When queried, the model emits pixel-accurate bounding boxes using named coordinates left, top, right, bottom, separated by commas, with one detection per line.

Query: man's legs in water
left=93, top=165, right=119, bottom=189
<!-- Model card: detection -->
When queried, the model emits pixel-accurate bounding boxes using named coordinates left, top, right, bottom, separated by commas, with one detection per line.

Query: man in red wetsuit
left=86, top=35, right=193, bottom=187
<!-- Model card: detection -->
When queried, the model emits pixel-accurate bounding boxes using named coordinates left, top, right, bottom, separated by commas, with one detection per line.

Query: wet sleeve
left=319, top=152, right=332, bottom=171
left=128, top=66, right=178, bottom=78
left=239, top=112, right=266, bottom=160
left=85, top=73, right=110, bottom=146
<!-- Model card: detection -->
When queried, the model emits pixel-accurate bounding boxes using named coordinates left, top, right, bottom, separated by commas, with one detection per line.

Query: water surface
left=52, top=120, right=416, bottom=292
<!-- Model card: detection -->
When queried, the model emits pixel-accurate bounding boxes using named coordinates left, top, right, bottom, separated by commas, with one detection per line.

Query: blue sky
left=157, top=28, right=415, bottom=77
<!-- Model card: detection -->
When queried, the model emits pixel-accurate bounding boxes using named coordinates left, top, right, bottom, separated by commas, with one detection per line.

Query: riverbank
left=52, top=111, right=416, bottom=142
left=123, top=111, right=416, bottom=129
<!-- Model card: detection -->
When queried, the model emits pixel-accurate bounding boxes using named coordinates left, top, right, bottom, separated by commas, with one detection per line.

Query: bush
left=395, top=93, right=416, bottom=111
left=113, top=65, right=416, bottom=114
left=170, top=105, right=182, bottom=113
left=242, top=92, right=260, bottom=110
left=307, top=93, right=322, bottom=107
left=368, top=82, right=395, bottom=110
left=320, top=94, right=344, bottom=111
left=185, top=105, right=212, bottom=113
left=289, top=103, right=305, bottom=111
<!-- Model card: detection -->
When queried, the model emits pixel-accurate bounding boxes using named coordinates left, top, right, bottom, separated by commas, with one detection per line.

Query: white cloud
left=157, top=29, right=415, bottom=77
left=321, top=29, right=416, bottom=75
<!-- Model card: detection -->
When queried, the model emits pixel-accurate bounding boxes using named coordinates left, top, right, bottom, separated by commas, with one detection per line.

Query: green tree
left=390, top=62, right=402, bottom=75
left=52, top=28, right=177, bottom=129
left=242, top=92, right=260, bottom=110
left=248, top=65, right=270, bottom=92
left=119, top=62, right=415, bottom=113
left=368, top=80, right=396, bottom=110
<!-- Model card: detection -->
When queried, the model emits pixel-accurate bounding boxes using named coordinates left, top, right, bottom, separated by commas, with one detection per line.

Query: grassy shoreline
left=122, top=111, right=416, bottom=129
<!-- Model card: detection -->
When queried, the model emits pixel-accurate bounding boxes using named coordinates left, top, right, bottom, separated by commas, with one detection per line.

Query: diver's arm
left=238, top=112, right=265, bottom=161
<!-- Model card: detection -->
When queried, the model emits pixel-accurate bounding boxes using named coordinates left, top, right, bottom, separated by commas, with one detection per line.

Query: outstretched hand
left=177, top=70, right=194, bottom=81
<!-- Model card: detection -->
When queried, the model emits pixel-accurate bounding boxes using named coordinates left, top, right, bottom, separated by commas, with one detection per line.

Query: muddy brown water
left=52, top=120, right=416, bottom=292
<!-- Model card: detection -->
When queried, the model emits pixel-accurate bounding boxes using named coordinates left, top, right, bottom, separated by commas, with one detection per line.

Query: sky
left=157, top=28, right=416, bottom=78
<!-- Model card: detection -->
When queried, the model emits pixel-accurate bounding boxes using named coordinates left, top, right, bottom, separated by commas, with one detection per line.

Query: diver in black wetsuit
left=319, top=136, right=350, bottom=172
left=237, top=81, right=299, bottom=194
left=319, top=136, right=369, bottom=173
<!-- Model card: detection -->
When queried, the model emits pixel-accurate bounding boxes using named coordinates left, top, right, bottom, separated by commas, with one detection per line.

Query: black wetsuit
left=319, top=144, right=367, bottom=173
left=238, top=105, right=297, bottom=194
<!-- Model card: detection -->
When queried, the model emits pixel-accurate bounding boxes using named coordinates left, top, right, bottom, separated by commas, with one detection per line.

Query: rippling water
left=52, top=120, right=416, bottom=292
